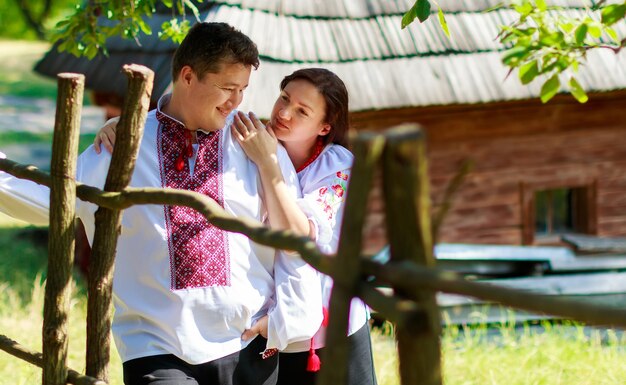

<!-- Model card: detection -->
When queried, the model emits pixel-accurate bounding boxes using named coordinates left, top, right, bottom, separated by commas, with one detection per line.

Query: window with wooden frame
left=520, top=180, right=597, bottom=245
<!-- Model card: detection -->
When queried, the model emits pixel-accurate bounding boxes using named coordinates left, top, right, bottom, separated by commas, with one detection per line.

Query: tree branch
left=14, top=0, right=47, bottom=39
left=0, top=334, right=106, bottom=385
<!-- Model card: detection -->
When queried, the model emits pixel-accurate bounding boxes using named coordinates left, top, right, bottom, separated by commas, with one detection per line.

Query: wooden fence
left=2, top=65, right=626, bottom=385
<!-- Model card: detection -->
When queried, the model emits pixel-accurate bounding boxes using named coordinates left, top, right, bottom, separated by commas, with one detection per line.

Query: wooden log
left=0, top=334, right=105, bottom=385
left=362, top=259, right=626, bottom=329
left=43, top=73, right=84, bottom=385
left=357, top=284, right=428, bottom=330
left=6, top=157, right=626, bottom=329
left=86, top=64, right=153, bottom=381
left=317, top=132, right=385, bottom=385
left=382, top=125, right=441, bottom=385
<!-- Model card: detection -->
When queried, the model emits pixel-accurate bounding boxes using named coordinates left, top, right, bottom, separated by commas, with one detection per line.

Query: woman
left=94, top=68, right=377, bottom=385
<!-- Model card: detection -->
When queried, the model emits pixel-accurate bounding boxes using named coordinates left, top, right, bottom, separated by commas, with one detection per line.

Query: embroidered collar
left=156, top=94, right=196, bottom=171
left=296, top=137, right=327, bottom=173
left=156, top=94, right=186, bottom=130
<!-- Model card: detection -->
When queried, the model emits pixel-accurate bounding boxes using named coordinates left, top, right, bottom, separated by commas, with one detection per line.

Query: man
left=0, top=22, right=322, bottom=385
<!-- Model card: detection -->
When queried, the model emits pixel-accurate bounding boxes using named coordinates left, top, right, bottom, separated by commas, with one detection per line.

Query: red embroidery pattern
left=157, top=111, right=230, bottom=290
left=316, top=172, right=349, bottom=221
left=261, top=348, right=278, bottom=359
left=296, top=137, right=325, bottom=173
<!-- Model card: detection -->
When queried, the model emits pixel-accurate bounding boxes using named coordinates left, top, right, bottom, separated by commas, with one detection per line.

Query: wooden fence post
left=86, top=64, right=153, bottom=381
left=382, top=125, right=441, bottom=385
left=43, top=73, right=84, bottom=385
left=317, top=132, right=385, bottom=385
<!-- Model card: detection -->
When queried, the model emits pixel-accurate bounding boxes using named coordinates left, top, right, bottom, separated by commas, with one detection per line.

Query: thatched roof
left=35, top=1, right=626, bottom=117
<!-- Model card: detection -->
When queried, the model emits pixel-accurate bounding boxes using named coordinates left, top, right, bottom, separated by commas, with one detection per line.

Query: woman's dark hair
left=172, top=22, right=259, bottom=81
left=280, top=68, right=349, bottom=147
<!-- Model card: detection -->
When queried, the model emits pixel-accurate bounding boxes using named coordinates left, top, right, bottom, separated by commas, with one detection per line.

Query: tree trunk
left=382, top=125, right=442, bottom=385
left=317, top=132, right=385, bottom=385
left=42, top=73, right=84, bottom=385
left=14, top=0, right=51, bottom=40
left=86, top=64, right=154, bottom=381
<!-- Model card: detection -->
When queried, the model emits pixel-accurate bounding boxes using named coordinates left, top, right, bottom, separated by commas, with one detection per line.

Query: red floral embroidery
left=157, top=111, right=230, bottom=290
left=261, top=348, right=278, bottom=359
left=332, top=184, right=344, bottom=197
left=316, top=171, right=349, bottom=221
left=336, top=171, right=349, bottom=180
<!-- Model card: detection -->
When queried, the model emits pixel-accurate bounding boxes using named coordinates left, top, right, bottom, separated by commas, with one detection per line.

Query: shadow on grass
left=0, top=226, right=86, bottom=304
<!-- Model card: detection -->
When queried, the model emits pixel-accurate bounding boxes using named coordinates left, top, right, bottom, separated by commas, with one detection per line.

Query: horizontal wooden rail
left=4, top=158, right=626, bottom=331
left=0, top=334, right=105, bottom=385
left=0, top=158, right=327, bottom=264
left=363, top=259, right=626, bottom=329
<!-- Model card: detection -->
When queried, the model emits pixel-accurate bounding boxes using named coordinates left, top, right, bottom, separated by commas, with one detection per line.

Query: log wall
left=352, top=91, right=626, bottom=254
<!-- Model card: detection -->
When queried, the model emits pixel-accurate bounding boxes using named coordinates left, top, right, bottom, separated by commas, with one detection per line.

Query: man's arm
left=0, top=147, right=111, bottom=228
left=0, top=152, right=50, bottom=225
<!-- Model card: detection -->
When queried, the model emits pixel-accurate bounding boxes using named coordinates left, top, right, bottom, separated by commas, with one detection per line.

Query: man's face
left=180, top=62, right=251, bottom=131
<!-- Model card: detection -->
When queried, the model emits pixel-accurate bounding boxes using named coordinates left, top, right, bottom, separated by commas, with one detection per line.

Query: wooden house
left=35, top=1, right=626, bottom=254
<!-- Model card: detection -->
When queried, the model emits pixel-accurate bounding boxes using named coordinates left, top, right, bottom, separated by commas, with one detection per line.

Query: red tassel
left=175, top=154, right=185, bottom=171
left=306, top=346, right=321, bottom=372
left=322, top=307, right=329, bottom=327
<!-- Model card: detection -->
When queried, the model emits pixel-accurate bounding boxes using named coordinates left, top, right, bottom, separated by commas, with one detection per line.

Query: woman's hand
left=93, top=117, right=119, bottom=154
left=231, top=111, right=278, bottom=168
left=241, top=315, right=269, bottom=341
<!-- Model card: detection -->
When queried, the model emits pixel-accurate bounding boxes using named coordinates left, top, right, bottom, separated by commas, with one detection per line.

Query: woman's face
left=269, top=79, right=330, bottom=146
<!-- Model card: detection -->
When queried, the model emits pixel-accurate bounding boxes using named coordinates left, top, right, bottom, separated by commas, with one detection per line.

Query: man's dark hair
left=172, top=22, right=260, bottom=81
left=280, top=68, right=350, bottom=147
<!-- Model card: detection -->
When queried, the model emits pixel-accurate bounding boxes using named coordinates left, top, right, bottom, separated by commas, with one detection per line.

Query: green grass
left=0, top=213, right=123, bottom=384
left=0, top=40, right=91, bottom=104
left=441, top=321, right=626, bottom=385
left=0, top=131, right=96, bottom=153
left=0, top=40, right=58, bottom=100
left=1, top=212, right=626, bottom=384
left=373, top=320, right=626, bottom=385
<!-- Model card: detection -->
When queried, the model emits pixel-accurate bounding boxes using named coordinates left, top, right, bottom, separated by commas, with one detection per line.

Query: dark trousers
left=123, top=336, right=278, bottom=385
left=277, top=323, right=377, bottom=385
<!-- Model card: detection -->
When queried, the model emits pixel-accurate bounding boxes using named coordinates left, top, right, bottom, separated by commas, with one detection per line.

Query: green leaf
left=55, top=19, right=70, bottom=27
left=183, top=0, right=201, bottom=21
left=401, top=0, right=431, bottom=28
left=540, top=74, right=561, bottom=103
left=601, top=4, right=626, bottom=26
left=541, top=58, right=558, bottom=73
left=560, top=22, right=574, bottom=33
left=515, top=27, right=537, bottom=37
left=137, top=19, right=152, bottom=35
left=588, top=24, right=602, bottom=38
left=514, top=2, right=534, bottom=17
left=556, top=57, right=570, bottom=71
left=519, top=60, right=539, bottom=84
left=540, top=31, right=565, bottom=46
left=84, top=44, right=98, bottom=60
left=502, top=45, right=531, bottom=66
left=536, top=0, right=547, bottom=12
left=574, top=23, right=588, bottom=45
left=569, top=77, right=588, bottom=103
left=605, top=26, right=619, bottom=42
left=438, top=8, right=450, bottom=38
